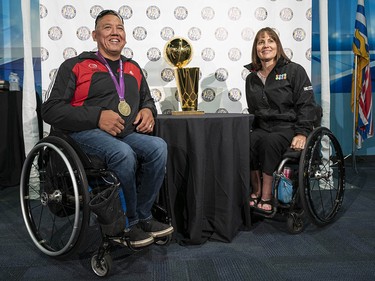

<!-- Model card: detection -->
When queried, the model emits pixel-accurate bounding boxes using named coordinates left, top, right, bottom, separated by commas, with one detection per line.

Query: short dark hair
left=95, top=9, right=124, bottom=28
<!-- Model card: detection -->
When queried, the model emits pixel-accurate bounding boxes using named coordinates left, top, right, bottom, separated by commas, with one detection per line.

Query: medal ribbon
left=96, top=51, right=125, bottom=101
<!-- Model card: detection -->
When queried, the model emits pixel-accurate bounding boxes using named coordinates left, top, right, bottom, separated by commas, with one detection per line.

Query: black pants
left=250, top=128, right=294, bottom=175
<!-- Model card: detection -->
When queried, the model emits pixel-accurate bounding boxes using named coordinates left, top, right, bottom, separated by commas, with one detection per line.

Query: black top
left=244, top=58, right=317, bottom=137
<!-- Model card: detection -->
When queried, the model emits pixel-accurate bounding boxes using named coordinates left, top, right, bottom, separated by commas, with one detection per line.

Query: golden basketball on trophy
left=164, top=37, right=203, bottom=114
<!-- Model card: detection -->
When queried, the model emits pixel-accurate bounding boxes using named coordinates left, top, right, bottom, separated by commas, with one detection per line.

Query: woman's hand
left=290, top=134, right=307, bottom=150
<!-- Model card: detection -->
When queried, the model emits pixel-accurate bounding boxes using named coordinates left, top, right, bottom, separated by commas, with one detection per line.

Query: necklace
left=257, top=71, right=267, bottom=84
left=258, top=70, right=268, bottom=78
left=96, top=52, right=131, bottom=117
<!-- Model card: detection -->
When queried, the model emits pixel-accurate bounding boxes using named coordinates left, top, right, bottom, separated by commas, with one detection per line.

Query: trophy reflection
left=164, top=37, right=203, bottom=114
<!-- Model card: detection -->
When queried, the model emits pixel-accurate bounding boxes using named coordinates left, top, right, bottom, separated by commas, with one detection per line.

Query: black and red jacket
left=41, top=51, right=156, bottom=137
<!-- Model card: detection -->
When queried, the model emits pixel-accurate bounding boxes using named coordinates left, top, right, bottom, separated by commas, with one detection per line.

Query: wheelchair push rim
left=20, top=137, right=90, bottom=258
left=298, top=127, right=345, bottom=226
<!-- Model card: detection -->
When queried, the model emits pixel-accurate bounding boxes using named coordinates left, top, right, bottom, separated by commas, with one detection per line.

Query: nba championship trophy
left=164, top=37, right=203, bottom=115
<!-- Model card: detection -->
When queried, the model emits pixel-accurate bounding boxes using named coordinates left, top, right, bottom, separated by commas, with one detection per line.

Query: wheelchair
left=19, top=131, right=172, bottom=277
left=252, top=124, right=345, bottom=234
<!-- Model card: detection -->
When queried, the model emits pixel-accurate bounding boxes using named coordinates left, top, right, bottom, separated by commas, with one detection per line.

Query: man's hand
left=98, top=110, right=124, bottom=136
left=134, top=108, right=154, bottom=133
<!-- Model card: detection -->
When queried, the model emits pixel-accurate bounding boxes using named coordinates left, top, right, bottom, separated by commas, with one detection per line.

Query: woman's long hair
left=251, top=27, right=290, bottom=71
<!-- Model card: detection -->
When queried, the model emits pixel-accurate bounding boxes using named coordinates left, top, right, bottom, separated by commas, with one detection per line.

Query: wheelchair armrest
left=282, top=147, right=301, bottom=160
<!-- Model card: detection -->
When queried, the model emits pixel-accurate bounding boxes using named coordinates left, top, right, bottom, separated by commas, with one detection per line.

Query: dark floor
left=1, top=157, right=374, bottom=281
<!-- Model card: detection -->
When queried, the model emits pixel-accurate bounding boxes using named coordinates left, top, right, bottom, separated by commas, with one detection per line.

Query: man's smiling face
left=92, top=14, right=126, bottom=60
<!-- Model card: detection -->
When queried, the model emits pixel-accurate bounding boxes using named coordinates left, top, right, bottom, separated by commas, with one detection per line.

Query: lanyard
left=96, top=51, right=125, bottom=100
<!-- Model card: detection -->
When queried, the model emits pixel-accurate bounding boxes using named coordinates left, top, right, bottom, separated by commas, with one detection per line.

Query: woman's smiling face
left=256, top=32, right=277, bottom=63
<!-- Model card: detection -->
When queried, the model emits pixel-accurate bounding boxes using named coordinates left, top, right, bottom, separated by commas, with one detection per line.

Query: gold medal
left=118, top=100, right=131, bottom=116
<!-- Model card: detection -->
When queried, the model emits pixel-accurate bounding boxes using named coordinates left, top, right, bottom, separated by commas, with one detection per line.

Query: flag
left=351, top=0, right=373, bottom=149
left=22, top=0, right=39, bottom=155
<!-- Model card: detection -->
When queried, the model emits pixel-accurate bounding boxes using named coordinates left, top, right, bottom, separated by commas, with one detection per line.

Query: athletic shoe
left=139, top=218, right=174, bottom=238
left=121, top=224, right=154, bottom=248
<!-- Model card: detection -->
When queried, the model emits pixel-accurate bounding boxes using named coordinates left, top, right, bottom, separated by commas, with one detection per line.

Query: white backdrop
left=39, top=0, right=312, bottom=116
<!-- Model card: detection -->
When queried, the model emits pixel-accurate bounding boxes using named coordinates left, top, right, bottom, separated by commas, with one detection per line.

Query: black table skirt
left=154, top=113, right=254, bottom=244
left=0, top=90, right=25, bottom=187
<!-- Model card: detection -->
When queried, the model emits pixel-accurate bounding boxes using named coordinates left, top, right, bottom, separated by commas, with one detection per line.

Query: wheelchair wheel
left=91, top=253, right=113, bottom=277
left=20, top=136, right=90, bottom=258
left=298, top=127, right=345, bottom=226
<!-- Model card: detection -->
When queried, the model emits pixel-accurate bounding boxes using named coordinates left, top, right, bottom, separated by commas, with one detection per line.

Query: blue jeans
left=70, top=129, right=167, bottom=227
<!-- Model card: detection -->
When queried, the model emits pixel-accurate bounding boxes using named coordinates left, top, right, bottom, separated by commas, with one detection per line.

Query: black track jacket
left=244, top=58, right=317, bottom=137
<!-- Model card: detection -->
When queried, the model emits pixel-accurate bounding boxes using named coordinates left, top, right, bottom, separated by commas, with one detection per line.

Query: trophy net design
left=164, top=37, right=203, bottom=114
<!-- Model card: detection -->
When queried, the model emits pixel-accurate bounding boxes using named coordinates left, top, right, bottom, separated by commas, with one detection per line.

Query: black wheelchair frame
left=19, top=131, right=172, bottom=277
left=252, top=126, right=346, bottom=234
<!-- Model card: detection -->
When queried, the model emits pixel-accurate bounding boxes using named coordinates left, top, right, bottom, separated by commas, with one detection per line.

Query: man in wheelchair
left=41, top=9, right=173, bottom=248
left=244, top=27, right=317, bottom=214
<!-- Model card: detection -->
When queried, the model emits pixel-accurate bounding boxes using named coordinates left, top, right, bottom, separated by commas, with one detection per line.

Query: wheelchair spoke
left=20, top=138, right=90, bottom=258
left=299, top=127, right=345, bottom=227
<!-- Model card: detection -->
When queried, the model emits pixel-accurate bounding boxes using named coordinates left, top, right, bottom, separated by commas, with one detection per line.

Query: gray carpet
left=1, top=159, right=374, bottom=281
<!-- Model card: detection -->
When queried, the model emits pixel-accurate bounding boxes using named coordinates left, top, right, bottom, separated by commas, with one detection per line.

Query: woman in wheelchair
left=244, top=27, right=317, bottom=214
left=41, top=10, right=173, bottom=248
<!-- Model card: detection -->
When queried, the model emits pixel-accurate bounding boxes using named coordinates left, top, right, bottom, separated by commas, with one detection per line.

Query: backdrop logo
left=39, top=0, right=312, bottom=115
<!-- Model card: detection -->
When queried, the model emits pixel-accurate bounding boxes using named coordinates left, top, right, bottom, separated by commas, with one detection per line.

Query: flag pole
left=319, top=0, right=331, bottom=129
left=352, top=55, right=358, bottom=173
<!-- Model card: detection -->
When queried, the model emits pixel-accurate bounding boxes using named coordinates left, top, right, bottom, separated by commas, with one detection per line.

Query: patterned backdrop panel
left=39, top=0, right=312, bottom=114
